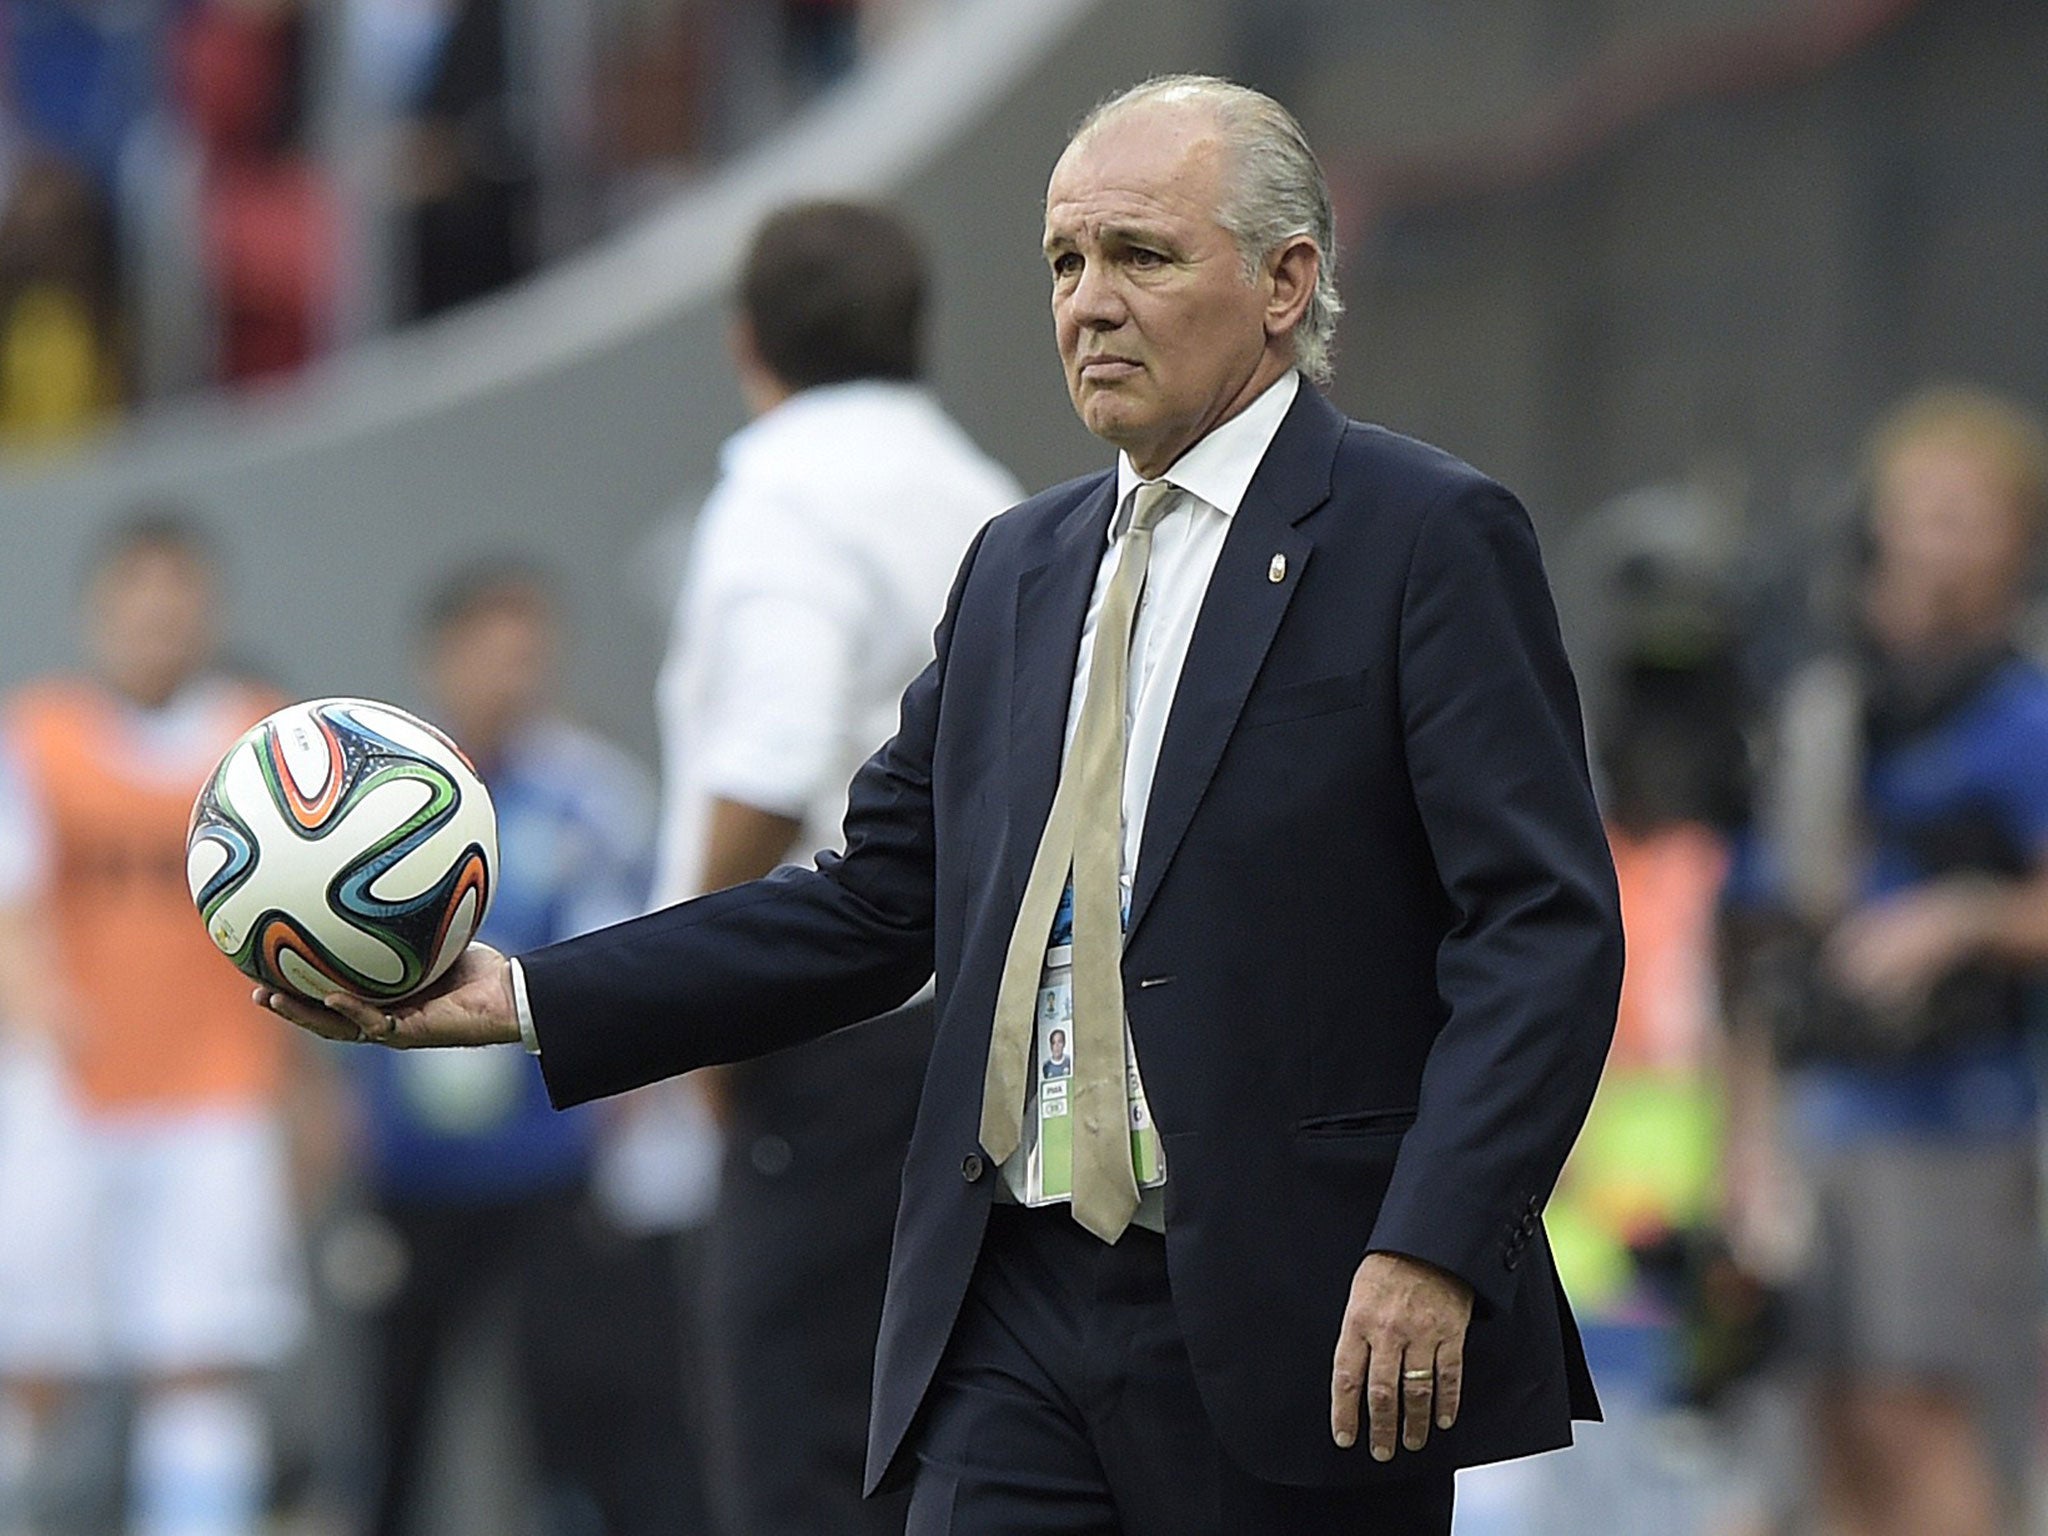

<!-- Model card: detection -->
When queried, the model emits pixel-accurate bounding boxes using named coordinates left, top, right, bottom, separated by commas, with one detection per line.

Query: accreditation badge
left=1017, top=882, right=1166, bottom=1207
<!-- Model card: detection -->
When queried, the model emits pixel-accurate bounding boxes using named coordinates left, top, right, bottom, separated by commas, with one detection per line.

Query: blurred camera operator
left=1722, top=384, right=2048, bottom=1536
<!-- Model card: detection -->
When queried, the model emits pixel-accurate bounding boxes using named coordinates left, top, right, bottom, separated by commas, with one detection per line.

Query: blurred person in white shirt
left=656, top=199, right=1021, bottom=1536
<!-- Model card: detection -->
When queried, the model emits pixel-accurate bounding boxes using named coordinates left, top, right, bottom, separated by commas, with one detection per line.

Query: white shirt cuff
left=510, top=959, right=541, bottom=1055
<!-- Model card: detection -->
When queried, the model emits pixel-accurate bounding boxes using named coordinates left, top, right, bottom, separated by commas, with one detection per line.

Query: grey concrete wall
left=1292, top=0, right=2048, bottom=540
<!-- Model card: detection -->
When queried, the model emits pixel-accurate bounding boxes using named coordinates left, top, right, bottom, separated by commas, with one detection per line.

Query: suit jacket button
left=962, top=1153, right=986, bottom=1183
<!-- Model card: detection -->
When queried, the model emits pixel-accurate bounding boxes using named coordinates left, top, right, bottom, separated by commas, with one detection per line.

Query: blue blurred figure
left=352, top=560, right=710, bottom=1536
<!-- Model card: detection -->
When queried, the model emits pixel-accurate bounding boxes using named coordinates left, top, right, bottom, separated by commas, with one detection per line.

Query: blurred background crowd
left=0, top=0, right=2045, bottom=1534
left=0, top=0, right=950, bottom=451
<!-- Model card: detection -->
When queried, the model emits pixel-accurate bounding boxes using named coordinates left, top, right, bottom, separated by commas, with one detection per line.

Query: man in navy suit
left=267, top=74, right=1622, bottom=1535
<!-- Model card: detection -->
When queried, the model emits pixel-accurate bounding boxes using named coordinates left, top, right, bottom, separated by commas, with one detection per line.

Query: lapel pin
left=1268, top=554, right=1287, bottom=583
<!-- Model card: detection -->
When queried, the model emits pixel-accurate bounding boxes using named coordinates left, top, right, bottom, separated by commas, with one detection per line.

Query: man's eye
left=1128, top=248, right=1166, bottom=267
left=1051, top=253, right=1081, bottom=278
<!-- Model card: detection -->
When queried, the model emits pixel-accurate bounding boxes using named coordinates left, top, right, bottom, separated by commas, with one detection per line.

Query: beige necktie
left=980, top=480, right=1175, bottom=1241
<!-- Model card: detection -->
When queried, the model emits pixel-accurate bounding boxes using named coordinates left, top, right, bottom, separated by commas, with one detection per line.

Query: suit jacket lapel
left=1126, top=387, right=1346, bottom=941
left=1006, top=475, right=1118, bottom=906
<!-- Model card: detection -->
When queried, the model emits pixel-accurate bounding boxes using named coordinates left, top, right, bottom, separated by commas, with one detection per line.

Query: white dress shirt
left=520, top=383, right=1019, bottom=1053
left=1069, top=369, right=1300, bottom=897
left=653, top=379, right=1023, bottom=907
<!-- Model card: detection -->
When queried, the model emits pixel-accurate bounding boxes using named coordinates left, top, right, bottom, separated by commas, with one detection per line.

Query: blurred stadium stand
left=0, top=0, right=2043, bottom=765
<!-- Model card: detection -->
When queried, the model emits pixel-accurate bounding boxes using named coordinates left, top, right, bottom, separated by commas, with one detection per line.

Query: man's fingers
left=1329, top=1321, right=1368, bottom=1449
left=1364, top=1337, right=1400, bottom=1463
left=255, top=985, right=401, bottom=1045
left=1435, top=1335, right=1464, bottom=1431
left=1331, top=1255, right=1477, bottom=1458
left=323, top=990, right=393, bottom=1036
left=255, top=987, right=363, bottom=1044
left=253, top=947, right=519, bottom=1051
left=1401, top=1350, right=1435, bottom=1452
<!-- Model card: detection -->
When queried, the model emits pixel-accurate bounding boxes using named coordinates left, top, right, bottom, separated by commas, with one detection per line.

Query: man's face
left=1869, top=435, right=2033, bottom=645
left=1044, top=103, right=1282, bottom=477
left=1049, top=1029, right=1067, bottom=1060
left=88, top=548, right=218, bottom=708
left=427, top=598, right=557, bottom=754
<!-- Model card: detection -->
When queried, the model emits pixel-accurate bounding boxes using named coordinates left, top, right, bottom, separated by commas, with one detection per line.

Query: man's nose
left=1068, top=261, right=1126, bottom=329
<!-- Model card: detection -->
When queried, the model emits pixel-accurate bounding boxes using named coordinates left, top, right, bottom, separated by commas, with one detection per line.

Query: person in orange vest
left=0, top=511, right=309, bottom=1536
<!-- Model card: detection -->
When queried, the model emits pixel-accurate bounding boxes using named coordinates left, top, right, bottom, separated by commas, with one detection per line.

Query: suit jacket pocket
left=1294, top=1106, right=1417, bottom=1141
left=1237, top=665, right=1374, bottom=728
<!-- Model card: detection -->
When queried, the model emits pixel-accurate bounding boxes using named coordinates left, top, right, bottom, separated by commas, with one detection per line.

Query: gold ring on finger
left=1402, top=1368, right=1434, bottom=1381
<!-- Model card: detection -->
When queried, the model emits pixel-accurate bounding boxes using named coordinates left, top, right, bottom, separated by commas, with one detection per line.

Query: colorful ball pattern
left=187, top=697, right=496, bottom=1002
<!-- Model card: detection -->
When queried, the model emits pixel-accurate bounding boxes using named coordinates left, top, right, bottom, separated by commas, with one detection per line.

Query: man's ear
left=727, top=315, right=762, bottom=376
left=1264, top=235, right=1320, bottom=345
left=728, top=316, right=791, bottom=416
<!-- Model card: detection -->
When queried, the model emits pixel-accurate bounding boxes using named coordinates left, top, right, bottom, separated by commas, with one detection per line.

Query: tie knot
left=1127, top=481, right=1176, bottom=537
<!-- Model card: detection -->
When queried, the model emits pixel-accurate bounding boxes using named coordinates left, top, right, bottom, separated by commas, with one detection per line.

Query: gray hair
left=1075, top=75, right=1344, bottom=386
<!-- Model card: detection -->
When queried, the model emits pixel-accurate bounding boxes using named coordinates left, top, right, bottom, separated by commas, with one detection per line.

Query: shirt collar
left=722, top=379, right=930, bottom=471
left=1111, top=369, right=1300, bottom=537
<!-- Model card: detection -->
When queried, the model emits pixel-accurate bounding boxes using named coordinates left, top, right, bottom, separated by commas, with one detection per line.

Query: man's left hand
left=1330, top=1251, right=1474, bottom=1461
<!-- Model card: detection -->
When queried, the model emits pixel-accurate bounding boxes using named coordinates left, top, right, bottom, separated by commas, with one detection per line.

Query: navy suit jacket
left=524, top=385, right=1623, bottom=1491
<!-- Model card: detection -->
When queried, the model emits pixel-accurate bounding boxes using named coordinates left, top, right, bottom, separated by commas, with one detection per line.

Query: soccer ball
left=187, top=697, right=496, bottom=1002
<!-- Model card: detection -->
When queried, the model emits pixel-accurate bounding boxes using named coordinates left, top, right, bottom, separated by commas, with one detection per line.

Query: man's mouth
left=1078, top=356, right=1142, bottom=380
